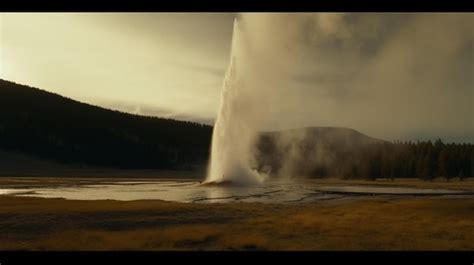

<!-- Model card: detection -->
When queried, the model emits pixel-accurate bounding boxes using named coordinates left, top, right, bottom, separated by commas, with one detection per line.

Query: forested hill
left=0, top=79, right=212, bottom=170
left=0, top=79, right=472, bottom=179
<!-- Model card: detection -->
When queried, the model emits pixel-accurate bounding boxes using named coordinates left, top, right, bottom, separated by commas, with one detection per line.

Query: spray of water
left=205, top=17, right=265, bottom=185
left=206, top=13, right=473, bottom=184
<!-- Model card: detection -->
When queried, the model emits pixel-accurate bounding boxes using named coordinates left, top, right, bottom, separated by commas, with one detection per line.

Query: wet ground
left=1, top=178, right=472, bottom=203
left=1, top=177, right=473, bottom=250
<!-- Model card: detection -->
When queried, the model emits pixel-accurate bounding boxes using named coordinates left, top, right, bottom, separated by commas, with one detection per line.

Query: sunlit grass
left=0, top=195, right=473, bottom=250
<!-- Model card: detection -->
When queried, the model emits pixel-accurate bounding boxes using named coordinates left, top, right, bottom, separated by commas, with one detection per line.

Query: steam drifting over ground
left=245, top=13, right=473, bottom=139
left=206, top=13, right=473, bottom=184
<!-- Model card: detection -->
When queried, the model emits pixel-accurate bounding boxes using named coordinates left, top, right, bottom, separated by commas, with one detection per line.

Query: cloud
left=234, top=13, right=473, bottom=142
left=2, top=13, right=471, bottom=142
left=0, top=13, right=233, bottom=127
left=96, top=99, right=214, bottom=125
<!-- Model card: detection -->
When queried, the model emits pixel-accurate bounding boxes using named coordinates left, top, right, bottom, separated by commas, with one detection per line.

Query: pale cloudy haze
left=1, top=13, right=235, bottom=123
left=0, top=13, right=472, bottom=142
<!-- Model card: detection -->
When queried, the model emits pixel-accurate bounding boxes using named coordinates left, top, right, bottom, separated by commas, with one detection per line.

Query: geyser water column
left=206, top=16, right=264, bottom=185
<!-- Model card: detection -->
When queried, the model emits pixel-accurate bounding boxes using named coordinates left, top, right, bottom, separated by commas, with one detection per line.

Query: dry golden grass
left=0, top=195, right=473, bottom=250
left=311, top=177, right=474, bottom=190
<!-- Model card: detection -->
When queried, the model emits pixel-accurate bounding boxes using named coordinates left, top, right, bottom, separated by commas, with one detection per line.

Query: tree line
left=255, top=129, right=473, bottom=180
left=343, top=140, right=473, bottom=180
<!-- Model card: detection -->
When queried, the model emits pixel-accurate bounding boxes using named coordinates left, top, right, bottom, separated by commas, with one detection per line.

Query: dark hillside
left=0, top=79, right=212, bottom=170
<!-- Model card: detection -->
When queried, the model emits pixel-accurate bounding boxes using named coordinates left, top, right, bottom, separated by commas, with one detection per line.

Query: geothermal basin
left=0, top=178, right=472, bottom=203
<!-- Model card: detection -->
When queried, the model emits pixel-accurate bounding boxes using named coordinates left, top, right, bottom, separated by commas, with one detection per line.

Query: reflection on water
left=0, top=179, right=470, bottom=203
left=0, top=188, right=32, bottom=195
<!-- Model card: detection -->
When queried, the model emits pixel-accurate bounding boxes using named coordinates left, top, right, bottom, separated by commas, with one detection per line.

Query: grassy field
left=309, top=177, right=474, bottom=190
left=0, top=195, right=473, bottom=250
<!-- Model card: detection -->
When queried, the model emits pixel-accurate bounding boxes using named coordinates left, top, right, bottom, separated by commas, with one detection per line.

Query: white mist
left=205, top=17, right=264, bottom=185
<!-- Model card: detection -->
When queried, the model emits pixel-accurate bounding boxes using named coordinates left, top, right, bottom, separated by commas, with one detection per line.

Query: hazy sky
left=1, top=13, right=236, bottom=123
left=0, top=13, right=472, bottom=142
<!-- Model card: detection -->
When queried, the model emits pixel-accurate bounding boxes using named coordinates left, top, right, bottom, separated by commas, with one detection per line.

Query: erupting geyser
left=205, top=16, right=265, bottom=185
